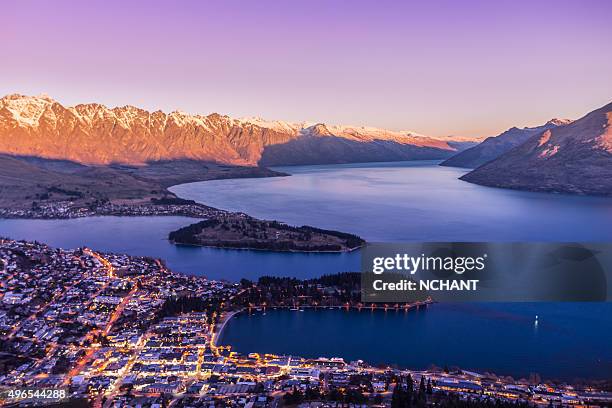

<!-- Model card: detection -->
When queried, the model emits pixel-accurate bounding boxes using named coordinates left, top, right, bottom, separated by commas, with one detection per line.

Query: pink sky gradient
left=2, top=0, right=611, bottom=138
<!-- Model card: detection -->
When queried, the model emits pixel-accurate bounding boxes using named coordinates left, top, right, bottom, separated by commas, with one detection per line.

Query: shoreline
left=170, top=240, right=365, bottom=253
left=213, top=301, right=432, bottom=348
left=3, top=168, right=611, bottom=384
left=2, top=233, right=608, bottom=381
left=215, top=303, right=612, bottom=384
left=0, top=171, right=367, bottom=255
left=212, top=308, right=244, bottom=348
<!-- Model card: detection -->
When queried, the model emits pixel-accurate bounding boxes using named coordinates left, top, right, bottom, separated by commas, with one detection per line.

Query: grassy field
left=0, top=155, right=284, bottom=209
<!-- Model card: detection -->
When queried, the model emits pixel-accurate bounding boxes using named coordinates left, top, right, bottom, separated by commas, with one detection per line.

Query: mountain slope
left=461, top=101, right=612, bottom=195
left=0, top=94, right=470, bottom=167
left=0, top=154, right=284, bottom=209
left=440, top=119, right=571, bottom=168
left=0, top=154, right=162, bottom=208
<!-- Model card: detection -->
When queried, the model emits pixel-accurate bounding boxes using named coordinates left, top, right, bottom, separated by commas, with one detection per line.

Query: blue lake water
left=0, top=216, right=357, bottom=281
left=220, top=304, right=612, bottom=381
left=1, top=161, right=611, bottom=379
left=171, top=161, right=612, bottom=242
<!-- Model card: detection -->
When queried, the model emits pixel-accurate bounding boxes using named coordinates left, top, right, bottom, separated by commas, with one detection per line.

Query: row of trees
left=168, top=216, right=365, bottom=251
left=434, top=397, right=533, bottom=408
left=150, top=196, right=197, bottom=205
left=238, top=273, right=362, bottom=307
left=283, top=385, right=367, bottom=405
left=392, top=374, right=535, bottom=408
left=168, top=219, right=221, bottom=244
left=268, top=220, right=365, bottom=249
left=392, top=374, right=431, bottom=408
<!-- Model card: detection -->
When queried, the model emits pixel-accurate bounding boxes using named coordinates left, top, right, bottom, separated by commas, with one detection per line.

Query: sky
left=1, top=0, right=611, bottom=138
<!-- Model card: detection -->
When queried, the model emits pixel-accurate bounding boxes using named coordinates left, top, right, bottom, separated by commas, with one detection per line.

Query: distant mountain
left=461, top=101, right=612, bottom=195
left=0, top=94, right=473, bottom=167
left=440, top=119, right=572, bottom=168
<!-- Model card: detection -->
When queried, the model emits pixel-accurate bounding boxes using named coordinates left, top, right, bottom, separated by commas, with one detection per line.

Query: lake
left=0, top=216, right=358, bottom=281
left=171, top=161, right=612, bottom=242
left=1, top=160, right=611, bottom=379
left=220, top=304, right=612, bottom=381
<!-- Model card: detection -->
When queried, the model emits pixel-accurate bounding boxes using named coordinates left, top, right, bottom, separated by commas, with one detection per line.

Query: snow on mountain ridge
left=460, top=100, right=612, bottom=195
left=1, top=94, right=449, bottom=143
left=1, top=93, right=56, bottom=126
left=0, top=93, right=472, bottom=166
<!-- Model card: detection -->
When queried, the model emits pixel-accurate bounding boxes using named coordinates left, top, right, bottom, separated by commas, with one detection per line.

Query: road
left=63, top=250, right=127, bottom=385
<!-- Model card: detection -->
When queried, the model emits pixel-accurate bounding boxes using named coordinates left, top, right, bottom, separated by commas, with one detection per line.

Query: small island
left=168, top=215, right=365, bottom=252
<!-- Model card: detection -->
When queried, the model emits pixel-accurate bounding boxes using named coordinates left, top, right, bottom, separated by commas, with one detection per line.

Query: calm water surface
left=174, top=161, right=612, bottom=379
left=0, top=216, right=357, bottom=280
left=220, top=304, right=612, bottom=381
left=2, top=161, right=611, bottom=378
left=171, top=161, right=612, bottom=242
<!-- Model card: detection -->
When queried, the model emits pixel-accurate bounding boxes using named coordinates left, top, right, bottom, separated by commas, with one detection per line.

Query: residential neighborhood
left=0, top=239, right=610, bottom=407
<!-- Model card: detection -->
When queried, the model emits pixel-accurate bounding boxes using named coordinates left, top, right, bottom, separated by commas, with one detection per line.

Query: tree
left=304, top=387, right=321, bottom=401
left=283, top=386, right=304, bottom=405
left=345, top=388, right=366, bottom=404
left=391, top=380, right=414, bottom=408
left=254, top=381, right=264, bottom=393
left=391, top=383, right=402, bottom=408
left=327, top=388, right=342, bottom=402
left=419, top=376, right=426, bottom=395
left=406, top=374, right=414, bottom=394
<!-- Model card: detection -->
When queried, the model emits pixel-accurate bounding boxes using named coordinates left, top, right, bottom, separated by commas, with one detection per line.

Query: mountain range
left=0, top=94, right=475, bottom=167
left=460, top=101, right=612, bottom=195
left=440, top=118, right=572, bottom=168
left=0, top=93, right=610, bottom=203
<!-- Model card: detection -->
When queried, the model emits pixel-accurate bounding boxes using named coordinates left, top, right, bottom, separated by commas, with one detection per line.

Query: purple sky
left=2, top=0, right=611, bottom=138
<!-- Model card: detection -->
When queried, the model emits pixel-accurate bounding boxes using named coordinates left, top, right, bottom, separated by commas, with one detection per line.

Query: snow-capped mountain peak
left=0, top=93, right=474, bottom=166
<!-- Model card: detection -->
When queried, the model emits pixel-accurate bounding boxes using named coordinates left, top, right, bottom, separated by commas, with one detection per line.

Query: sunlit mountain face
left=461, top=101, right=612, bottom=195
left=0, top=94, right=476, bottom=167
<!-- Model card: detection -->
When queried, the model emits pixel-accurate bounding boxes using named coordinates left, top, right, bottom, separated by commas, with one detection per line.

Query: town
left=0, top=199, right=365, bottom=253
left=0, top=239, right=610, bottom=407
left=0, top=199, right=223, bottom=220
